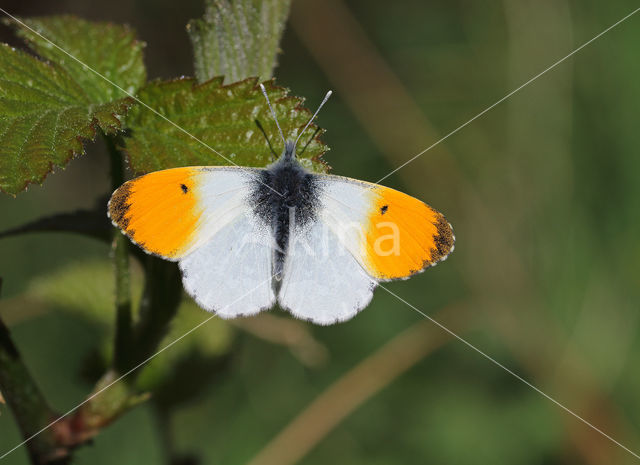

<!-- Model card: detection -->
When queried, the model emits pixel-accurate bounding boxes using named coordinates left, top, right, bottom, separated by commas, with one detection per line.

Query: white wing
left=180, top=209, right=276, bottom=318
left=277, top=219, right=377, bottom=325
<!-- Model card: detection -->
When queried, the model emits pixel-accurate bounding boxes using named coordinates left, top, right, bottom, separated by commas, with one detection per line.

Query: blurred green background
left=1, top=0, right=640, bottom=464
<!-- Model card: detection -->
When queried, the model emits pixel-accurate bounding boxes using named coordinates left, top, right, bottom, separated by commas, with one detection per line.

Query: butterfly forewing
left=317, top=174, right=455, bottom=281
left=108, top=166, right=256, bottom=260
left=108, top=166, right=276, bottom=317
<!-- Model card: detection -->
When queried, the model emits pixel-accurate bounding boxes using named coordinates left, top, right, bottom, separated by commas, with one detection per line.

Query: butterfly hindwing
left=180, top=211, right=275, bottom=317
left=277, top=219, right=376, bottom=325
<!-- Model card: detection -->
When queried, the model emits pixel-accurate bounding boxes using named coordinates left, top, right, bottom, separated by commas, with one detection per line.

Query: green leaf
left=123, top=77, right=328, bottom=173
left=187, top=0, right=292, bottom=83
left=0, top=44, right=133, bottom=195
left=7, top=15, right=146, bottom=101
left=27, top=260, right=120, bottom=327
left=0, top=16, right=146, bottom=195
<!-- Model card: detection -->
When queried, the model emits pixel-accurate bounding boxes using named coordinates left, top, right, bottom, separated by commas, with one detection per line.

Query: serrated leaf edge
left=4, top=14, right=148, bottom=78
left=0, top=96, right=135, bottom=196
left=120, top=76, right=329, bottom=173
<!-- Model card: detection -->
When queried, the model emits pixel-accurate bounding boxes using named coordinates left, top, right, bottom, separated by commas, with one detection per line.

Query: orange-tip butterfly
left=108, top=84, right=455, bottom=325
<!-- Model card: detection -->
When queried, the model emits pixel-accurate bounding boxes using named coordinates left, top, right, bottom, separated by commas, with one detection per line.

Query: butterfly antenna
left=294, top=90, right=333, bottom=149
left=259, top=83, right=286, bottom=148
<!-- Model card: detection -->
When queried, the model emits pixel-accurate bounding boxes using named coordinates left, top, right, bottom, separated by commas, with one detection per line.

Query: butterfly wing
left=277, top=218, right=377, bottom=325
left=318, top=174, right=455, bottom=281
left=276, top=174, right=454, bottom=324
left=109, top=166, right=276, bottom=317
left=109, top=166, right=254, bottom=260
left=179, top=210, right=276, bottom=317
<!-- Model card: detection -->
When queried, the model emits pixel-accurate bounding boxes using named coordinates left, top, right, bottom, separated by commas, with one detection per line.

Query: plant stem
left=132, top=257, right=183, bottom=369
left=0, top=278, right=68, bottom=464
left=60, top=255, right=182, bottom=444
left=104, top=136, right=183, bottom=374
left=105, top=135, right=133, bottom=373
left=58, top=139, right=182, bottom=440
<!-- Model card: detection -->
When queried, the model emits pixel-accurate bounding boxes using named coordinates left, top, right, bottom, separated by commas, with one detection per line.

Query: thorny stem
left=105, top=135, right=133, bottom=373
left=17, top=139, right=184, bottom=454
left=0, top=143, right=183, bottom=464
left=0, top=278, right=69, bottom=465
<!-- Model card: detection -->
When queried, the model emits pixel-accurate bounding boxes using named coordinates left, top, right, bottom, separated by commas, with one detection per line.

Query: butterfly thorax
left=250, top=143, right=322, bottom=280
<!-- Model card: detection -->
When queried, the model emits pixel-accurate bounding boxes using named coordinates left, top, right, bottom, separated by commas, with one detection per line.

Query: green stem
left=105, top=135, right=133, bottom=373
left=112, top=232, right=132, bottom=372
left=132, top=258, right=183, bottom=369
left=105, top=134, right=183, bottom=374
left=67, top=138, right=182, bottom=435
left=62, top=259, right=182, bottom=440
left=0, top=279, right=68, bottom=464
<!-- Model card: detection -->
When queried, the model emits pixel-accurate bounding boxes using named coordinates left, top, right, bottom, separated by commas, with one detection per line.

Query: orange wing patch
left=363, top=186, right=454, bottom=280
left=108, top=167, right=203, bottom=259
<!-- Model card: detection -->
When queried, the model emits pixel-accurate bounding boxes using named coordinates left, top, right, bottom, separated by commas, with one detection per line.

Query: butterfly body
left=251, top=140, right=321, bottom=280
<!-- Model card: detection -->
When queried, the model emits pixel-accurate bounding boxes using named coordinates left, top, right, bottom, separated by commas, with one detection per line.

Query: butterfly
left=108, top=84, right=455, bottom=325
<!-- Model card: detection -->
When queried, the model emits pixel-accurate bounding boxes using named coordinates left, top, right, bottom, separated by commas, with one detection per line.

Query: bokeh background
left=1, top=0, right=640, bottom=464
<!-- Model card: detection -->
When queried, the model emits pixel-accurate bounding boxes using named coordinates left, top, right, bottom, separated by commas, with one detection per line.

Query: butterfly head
left=282, top=140, right=297, bottom=161
left=259, top=83, right=332, bottom=163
